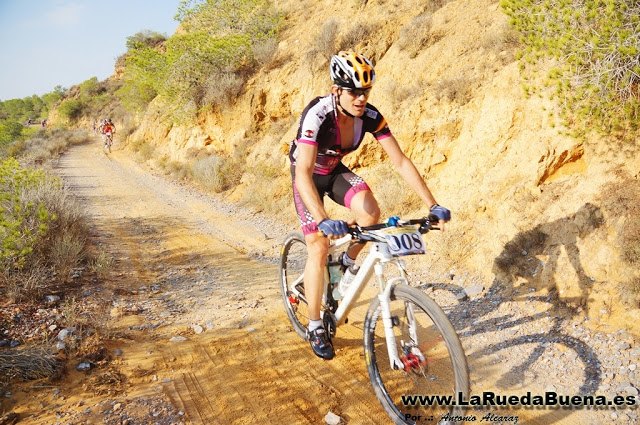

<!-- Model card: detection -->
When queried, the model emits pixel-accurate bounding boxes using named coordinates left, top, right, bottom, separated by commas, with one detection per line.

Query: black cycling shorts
left=291, top=162, right=370, bottom=235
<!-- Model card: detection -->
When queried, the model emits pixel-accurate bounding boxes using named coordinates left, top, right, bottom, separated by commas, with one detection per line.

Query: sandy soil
left=3, top=140, right=636, bottom=424
left=9, top=142, right=392, bottom=425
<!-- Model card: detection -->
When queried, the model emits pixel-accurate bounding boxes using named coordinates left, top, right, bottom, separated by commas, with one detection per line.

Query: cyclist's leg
left=291, top=167, right=329, bottom=323
left=303, top=231, right=329, bottom=323
left=328, top=163, right=380, bottom=260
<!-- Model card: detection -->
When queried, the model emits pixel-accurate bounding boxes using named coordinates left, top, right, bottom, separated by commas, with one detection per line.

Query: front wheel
left=279, top=232, right=309, bottom=339
left=364, top=284, right=469, bottom=425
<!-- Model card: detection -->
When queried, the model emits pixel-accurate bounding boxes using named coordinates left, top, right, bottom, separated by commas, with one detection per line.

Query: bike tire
left=364, top=284, right=469, bottom=425
left=279, top=232, right=309, bottom=339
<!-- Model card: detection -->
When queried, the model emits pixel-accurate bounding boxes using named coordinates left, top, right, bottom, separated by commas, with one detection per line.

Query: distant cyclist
left=288, top=51, right=452, bottom=360
left=100, top=118, right=116, bottom=148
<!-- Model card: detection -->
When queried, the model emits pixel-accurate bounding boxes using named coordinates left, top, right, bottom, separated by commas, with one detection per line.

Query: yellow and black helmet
left=329, top=51, right=376, bottom=89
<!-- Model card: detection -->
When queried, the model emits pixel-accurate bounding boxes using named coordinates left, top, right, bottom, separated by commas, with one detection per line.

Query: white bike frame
left=326, top=233, right=413, bottom=370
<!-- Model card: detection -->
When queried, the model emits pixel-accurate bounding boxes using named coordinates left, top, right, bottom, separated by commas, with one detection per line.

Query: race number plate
left=377, top=225, right=425, bottom=256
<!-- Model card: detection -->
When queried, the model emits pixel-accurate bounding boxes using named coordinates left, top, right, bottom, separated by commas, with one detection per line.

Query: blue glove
left=318, top=218, right=349, bottom=237
left=387, top=215, right=400, bottom=226
left=430, top=204, right=451, bottom=222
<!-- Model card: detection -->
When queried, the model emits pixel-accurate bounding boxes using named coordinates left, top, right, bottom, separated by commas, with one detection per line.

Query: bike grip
left=428, top=213, right=440, bottom=223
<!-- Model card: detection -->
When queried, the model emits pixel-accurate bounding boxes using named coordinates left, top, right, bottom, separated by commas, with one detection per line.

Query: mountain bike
left=279, top=216, right=470, bottom=424
left=103, top=132, right=113, bottom=153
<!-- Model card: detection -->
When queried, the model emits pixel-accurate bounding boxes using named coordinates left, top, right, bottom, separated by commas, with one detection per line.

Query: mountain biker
left=288, top=51, right=451, bottom=360
left=100, top=118, right=116, bottom=147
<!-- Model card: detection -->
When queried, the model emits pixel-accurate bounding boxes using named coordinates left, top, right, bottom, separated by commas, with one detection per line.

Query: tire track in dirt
left=46, top=142, right=390, bottom=424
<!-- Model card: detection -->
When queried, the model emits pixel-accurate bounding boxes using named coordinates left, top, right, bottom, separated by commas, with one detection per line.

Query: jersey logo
left=304, top=129, right=314, bottom=138
left=365, top=108, right=378, bottom=119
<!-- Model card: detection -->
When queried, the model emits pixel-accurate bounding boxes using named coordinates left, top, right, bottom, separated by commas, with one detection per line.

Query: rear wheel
left=279, top=232, right=309, bottom=339
left=364, top=284, right=469, bottom=424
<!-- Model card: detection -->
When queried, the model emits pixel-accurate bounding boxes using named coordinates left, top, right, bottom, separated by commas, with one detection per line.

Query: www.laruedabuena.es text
left=402, top=391, right=638, bottom=408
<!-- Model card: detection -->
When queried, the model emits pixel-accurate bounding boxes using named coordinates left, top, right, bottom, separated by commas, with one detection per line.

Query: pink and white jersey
left=289, top=95, right=392, bottom=175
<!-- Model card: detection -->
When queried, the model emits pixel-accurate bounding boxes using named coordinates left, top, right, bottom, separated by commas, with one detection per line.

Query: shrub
left=117, top=0, right=283, bottom=115
left=338, top=22, right=373, bottom=51
left=126, top=30, right=167, bottom=50
left=191, top=155, right=243, bottom=192
left=57, top=98, right=85, bottom=123
left=500, top=0, right=640, bottom=143
left=0, top=158, right=54, bottom=271
left=435, top=77, right=473, bottom=105
left=307, top=18, right=339, bottom=67
left=0, top=159, right=88, bottom=301
left=397, top=13, right=434, bottom=58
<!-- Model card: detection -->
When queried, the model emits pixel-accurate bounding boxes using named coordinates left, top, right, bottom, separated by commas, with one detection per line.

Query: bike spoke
left=365, top=285, right=469, bottom=424
left=280, top=233, right=310, bottom=339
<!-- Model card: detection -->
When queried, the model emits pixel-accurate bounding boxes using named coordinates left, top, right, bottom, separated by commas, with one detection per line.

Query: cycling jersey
left=288, top=94, right=392, bottom=175
left=102, top=124, right=114, bottom=134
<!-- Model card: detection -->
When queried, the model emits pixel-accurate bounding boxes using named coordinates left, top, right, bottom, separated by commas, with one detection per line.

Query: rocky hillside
left=90, top=0, right=640, bottom=333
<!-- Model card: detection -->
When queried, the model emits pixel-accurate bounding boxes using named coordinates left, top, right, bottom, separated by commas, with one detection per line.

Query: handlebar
left=329, top=215, right=441, bottom=246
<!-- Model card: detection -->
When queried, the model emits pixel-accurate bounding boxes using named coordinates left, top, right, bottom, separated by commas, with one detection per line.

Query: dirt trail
left=7, top=141, right=636, bottom=425
left=15, top=142, right=389, bottom=424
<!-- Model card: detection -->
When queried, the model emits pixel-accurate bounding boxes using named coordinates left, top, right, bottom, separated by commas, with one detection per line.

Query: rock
left=113, top=402, right=122, bottom=411
left=463, top=284, right=484, bottom=298
left=325, top=411, right=341, bottom=425
left=57, top=328, right=74, bottom=341
left=192, top=324, right=204, bottom=334
left=169, top=336, right=187, bottom=343
left=76, top=362, right=92, bottom=372
left=45, top=295, right=60, bottom=305
left=48, top=324, right=58, bottom=332
left=114, top=348, right=124, bottom=357
left=55, top=341, right=66, bottom=351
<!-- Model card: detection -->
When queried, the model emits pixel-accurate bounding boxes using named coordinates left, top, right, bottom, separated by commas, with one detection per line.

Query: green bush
left=500, top=0, right=640, bottom=142
left=126, top=30, right=167, bottom=50
left=57, top=98, right=85, bottom=123
left=0, top=158, right=89, bottom=301
left=0, top=158, right=54, bottom=270
left=118, top=0, right=281, bottom=115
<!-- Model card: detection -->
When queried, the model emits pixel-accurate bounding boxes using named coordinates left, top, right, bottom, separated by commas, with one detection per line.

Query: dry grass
left=435, top=76, right=474, bottom=105
left=338, top=22, right=373, bottom=51
left=397, top=13, right=435, bottom=58
left=201, top=72, right=244, bottom=108
left=601, top=175, right=640, bottom=307
left=361, top=163, right=424, bottom=216
left=240, top=161, right=290, bottom=215
left=306, top=19, right=340, bottom=69
left=0, top=347, right=62, bottom=385
left=17, top=129, right=93, bottom=165
left=90, top=368, right=127, bottom=396
left=191, top=155, right=244, bottom=193
left=90, top=249, right=113, bottom=279
left=130, top=138, right=156, bottom=162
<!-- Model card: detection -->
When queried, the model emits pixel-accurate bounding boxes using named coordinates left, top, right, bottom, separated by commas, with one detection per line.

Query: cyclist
left=100, top=118, right=116, bottom=148
left=288, top=51, right=452, bottom=360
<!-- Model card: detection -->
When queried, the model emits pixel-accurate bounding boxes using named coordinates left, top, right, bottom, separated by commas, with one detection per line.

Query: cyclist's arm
left=294, top=142, right=329, bottom=223
left=379, top=134, right=439, bottom=209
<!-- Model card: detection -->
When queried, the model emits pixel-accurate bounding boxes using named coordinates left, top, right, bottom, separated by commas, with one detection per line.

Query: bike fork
left=375, top=263, right=405, bottom=370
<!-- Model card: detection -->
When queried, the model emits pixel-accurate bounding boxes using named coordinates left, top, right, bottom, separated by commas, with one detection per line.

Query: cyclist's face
left=334, top=86, right=370, bottom=117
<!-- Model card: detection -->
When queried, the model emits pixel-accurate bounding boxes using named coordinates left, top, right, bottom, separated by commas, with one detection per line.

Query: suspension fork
left=374, top=262, right=405, bottom=370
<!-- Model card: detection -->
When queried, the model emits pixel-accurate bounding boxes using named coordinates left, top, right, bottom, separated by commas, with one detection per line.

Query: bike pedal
left=391, top=316, right=400, bottom=327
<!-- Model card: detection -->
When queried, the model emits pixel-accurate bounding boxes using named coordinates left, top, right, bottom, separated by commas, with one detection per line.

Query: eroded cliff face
left=127, top=0, right=639, bottom=333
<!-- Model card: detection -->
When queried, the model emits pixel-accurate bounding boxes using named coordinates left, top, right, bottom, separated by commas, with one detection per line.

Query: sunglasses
left=344, top=87, right=372, bottom=97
